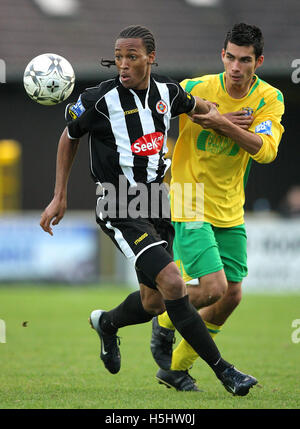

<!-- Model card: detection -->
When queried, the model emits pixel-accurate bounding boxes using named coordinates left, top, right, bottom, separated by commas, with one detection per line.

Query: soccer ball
left=23, top=53, right=75, bottom=105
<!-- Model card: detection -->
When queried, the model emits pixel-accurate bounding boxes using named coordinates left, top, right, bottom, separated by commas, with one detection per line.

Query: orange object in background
left=0, top=140, right=21, bottom=212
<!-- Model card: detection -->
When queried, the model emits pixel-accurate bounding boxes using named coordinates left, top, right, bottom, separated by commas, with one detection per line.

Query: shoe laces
left=159, top=329, right=175, bottom=345
left=226, top=366, right=248, bottom=384
left=179, top=370, right=198, bottom=390
left=183, top=370, right=197, bottom=384
left=103, top=333, right=121, bottom=353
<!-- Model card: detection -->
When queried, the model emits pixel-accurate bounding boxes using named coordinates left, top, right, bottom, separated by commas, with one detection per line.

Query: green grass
left=0, top=285, right=300, bottom=409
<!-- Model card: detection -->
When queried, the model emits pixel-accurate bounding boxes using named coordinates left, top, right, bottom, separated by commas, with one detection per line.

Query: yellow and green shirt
left=170, top=73, right=285, bottom=227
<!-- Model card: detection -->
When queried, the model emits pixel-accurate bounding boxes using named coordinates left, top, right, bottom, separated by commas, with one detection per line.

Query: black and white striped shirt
left=66, top=74, right=195, bottom=191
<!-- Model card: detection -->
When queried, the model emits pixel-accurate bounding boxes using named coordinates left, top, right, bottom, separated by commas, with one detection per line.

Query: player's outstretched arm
left=191, top=103, right=262, bottom=155
left=40, top=127, right=79, bottom=235
left=188, top=96, right=210, bottom=116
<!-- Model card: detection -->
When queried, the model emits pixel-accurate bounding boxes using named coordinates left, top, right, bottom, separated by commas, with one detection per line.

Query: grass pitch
left=1, top=285, right=300, bottom=409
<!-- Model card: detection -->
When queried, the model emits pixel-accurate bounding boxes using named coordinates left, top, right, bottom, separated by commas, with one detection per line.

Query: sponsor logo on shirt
left=131, top=132, right=164, bottom=156
left=255, top=120, right=273, bottom=135
left=156, top=100, right=168, bottom=114
left=69, top=97, right=85, bottom=119
left=124, top=108, right=139, bottom=116
left=197, top=130, right=239, bottom=156
left=134, top=233, right=148, bottom=245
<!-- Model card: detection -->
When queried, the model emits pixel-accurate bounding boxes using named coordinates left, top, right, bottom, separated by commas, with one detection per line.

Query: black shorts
left=96, top=215, right=175, bottom=289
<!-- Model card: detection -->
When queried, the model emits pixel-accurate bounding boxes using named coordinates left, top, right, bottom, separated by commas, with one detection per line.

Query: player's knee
left=155, top=262, right=186, bottom=300
left=192, top=277, right=228, bottom=308
left=207, top=272, right=228, bottom=301
left=227, top=283, right=242, bottom=307
left=211, top=278, right=228, bottom=302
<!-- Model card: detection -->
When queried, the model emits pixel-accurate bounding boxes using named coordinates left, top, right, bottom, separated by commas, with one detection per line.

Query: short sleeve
left=65, top=92, right=98, bottom=139
left=170, top=82, right=196, bottom=118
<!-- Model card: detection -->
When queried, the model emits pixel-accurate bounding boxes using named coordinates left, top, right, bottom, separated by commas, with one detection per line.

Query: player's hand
left=190, top=103, right=223, bottom=129
left=223, top=111, right=254, bottom=130
left=40, top=197, right=67, bottom=236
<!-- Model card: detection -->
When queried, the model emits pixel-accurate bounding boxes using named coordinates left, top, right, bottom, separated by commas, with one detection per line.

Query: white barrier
left=244, top=215, right=300, bottom=292
left=1, top=212, right=300, bottom=292
left=0, top=212, right=99, bottom=283
left=121, top=214, right=300, bottom=293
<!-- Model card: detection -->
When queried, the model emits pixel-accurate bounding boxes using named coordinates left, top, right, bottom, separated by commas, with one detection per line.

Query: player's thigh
left=135, top=217, right=175, bottom=291
left=97, top=216, right=173, bottom=288
left=173, top=221, right=224, bottom=282
left=214, top=224, right=248, bottom=283
left=97, top=216, right=165, bottom=262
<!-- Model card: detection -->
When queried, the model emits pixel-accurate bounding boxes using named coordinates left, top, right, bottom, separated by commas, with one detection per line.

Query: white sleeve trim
left=188, top=96, right=197, bottom=114
left=67, top=128, right=79, bottom=140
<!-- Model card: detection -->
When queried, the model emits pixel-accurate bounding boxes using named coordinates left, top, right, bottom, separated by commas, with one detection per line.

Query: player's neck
left=225, top=75, right=256, bottom=99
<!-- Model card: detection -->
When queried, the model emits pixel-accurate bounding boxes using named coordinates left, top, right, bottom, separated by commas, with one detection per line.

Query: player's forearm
left=191, top=96, right=210, bottom=115
left=53, top=127, right=79, bottom=199
left=215, top=119, right=262, bottom=155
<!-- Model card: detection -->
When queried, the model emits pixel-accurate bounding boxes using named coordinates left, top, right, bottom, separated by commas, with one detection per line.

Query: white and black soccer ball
left=23, top=53, right=75, bottom=105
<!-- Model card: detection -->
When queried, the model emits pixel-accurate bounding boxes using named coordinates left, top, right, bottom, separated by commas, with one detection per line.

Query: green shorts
left=173, top=221, right=248, bottom=283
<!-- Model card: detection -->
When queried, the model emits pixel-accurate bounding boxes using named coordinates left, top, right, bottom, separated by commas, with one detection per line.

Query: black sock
left=164, top=295, right=231, bottom=376
left=211, top=357, right=233, bottom=376
left=100, top=291, right=153, bottom=334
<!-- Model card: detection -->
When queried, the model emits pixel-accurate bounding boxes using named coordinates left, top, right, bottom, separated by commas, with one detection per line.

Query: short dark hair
left=117, top=25, right=156, bottom=54
left=224, top=23, right=264, bottom=59
left=101, top=25, right=156, bottom=68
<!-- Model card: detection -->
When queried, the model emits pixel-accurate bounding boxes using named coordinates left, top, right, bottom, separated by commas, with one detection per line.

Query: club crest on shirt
left=156, top=100, right=168, bottom=114
left=242, top=107, right=254, bottom=116
left=131, top=132, right=164, bottom=156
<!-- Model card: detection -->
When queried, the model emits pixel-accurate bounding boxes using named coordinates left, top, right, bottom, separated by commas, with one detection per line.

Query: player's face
left=222, top=42, right=264, bottom=89
left=115, top=38, right=155, bottom=90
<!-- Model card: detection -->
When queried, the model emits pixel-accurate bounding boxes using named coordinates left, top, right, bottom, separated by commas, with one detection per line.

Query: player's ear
left=255, top=55, right=264, bottom=70
left=148, top=51, right=156, bottom=65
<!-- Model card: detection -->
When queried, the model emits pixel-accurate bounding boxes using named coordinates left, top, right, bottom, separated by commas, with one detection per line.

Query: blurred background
left=0, top=0, right=300, bottom=291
